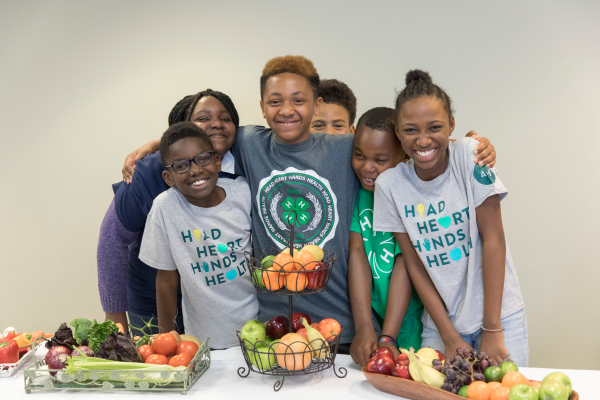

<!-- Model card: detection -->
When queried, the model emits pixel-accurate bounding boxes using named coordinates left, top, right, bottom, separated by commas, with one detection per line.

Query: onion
left=71, top=346, right=94, bottom=357
left=47, top=353, right=69, bottom=376
left=45, top=345, right=71, bottom=365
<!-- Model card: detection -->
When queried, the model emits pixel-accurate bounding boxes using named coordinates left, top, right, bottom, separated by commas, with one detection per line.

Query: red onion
left=45, top=346, right=71, bottom=365
left=47, top=353, right=69, bottom=376
left=71, top=346, right=94, bottom=357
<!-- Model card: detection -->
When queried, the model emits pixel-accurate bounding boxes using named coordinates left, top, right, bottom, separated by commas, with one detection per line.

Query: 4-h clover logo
left=282, top=196, right=311, bottom=227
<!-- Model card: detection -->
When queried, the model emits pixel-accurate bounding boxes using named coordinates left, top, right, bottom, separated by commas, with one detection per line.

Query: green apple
left=501, top=361, right=519, bottom=374
left=458, top=385, right=468, bottom=398
left=261, top=255, right=276, bottom=269
left=508, top=384, right=537, bottom=400
left=542, top=372, right=572, bottom=397
left=240, top=319, right=266, bottom=349
left=248, top=344, right=276, bottom=370
left=252, top=268, right=264, bottom=287
left=530, top=387, right=539, bottom=398
left=484, top=366, right=504, bottom=382
left=539, top=379, right=569, bottom=400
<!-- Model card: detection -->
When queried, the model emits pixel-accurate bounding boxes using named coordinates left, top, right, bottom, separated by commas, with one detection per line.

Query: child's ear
left=349, top=124, right=355, bottom=134
left=449, top=116, right=456, bottom=136
left=162, top=170, right=176, bottom=188
left=313, top=96, right=323, bottom=116
left=260, top=100, right=266, bottom=119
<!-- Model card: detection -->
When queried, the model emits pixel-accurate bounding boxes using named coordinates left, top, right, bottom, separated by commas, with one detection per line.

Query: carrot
left=45, top=333, right=53, bottom=338
left=31, top=330, right=44, bottom=341
left=116, top=323, right=124, bottom=333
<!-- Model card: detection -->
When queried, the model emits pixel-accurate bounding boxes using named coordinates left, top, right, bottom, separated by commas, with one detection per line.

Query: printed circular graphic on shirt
left=473, top=164, right=496, bottom=185
left=257, top=167, right=339, bottom=249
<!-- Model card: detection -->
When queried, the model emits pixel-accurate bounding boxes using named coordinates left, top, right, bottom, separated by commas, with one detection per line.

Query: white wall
left=1, top=0, right=598, bottom=370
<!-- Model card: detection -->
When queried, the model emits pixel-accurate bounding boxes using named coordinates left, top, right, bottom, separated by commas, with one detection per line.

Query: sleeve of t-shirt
left=138, top=204, right=177, bottom=271
left=350, top=192, right=361, bottom=234
left=459, top=138, right=508, bottom=207
left=373, top=172, right=407, bottom=233
left=112, top=152, right=170, bottom=232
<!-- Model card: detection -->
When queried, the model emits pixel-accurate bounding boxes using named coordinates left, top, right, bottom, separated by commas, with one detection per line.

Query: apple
left=501, top=361, right=519, bottom=374
left=248, top=344, right=276, bottom=370
left=367, top=355, right=394, bottom=375
left=318, top=318, right=341, bottom=341
left=396, top=353, right=409, bottom=365
left=240, top=319, right=267, bottom=349
left=435, top=349, right=445, bottom=362
left=539, top=379, right=569, bottom=400
left=251, top=268, right=264, bottom=287
left=296, top=327, right=307, bottom=339
left=301, top=244, right=324, bottom=261
left=261, top=255, right=276, bottom=269
left=542, top=372, right=572, bottom=397
left=306, top=262, right=327, bottom=289
left=265, top=316, right=289, bottom=340
left=369, top=347, right=394, bottom=361
left=508, top=384, right=537, bottom=400
left=392, top=354, right=412, bottom=380
left=291, top=313, right=311, bottom=332
left=416, top=347, right=439, bottom=360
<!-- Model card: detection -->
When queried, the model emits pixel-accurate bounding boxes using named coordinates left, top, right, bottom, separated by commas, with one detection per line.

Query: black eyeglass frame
left=164, top=151, right=214, bottom=174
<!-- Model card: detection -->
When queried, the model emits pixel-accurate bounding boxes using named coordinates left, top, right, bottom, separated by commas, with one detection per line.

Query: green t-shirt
left=350, top=187, right=424, bottom=350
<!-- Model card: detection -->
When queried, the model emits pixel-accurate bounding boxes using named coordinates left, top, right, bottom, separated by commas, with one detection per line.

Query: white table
left=2, top=347, right=597, bottom=399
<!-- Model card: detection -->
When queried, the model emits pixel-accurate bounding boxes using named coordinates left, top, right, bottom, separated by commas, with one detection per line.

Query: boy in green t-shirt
left=348, top=107, right=424, bottom=366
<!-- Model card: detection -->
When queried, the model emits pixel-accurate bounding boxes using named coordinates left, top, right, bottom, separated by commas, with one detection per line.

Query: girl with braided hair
left=98, top=89, right=241, bottom=334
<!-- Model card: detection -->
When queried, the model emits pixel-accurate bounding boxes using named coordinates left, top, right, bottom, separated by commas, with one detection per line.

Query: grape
left=480, top=359, right=489, bottom=371
left=441, top=383, right=453, bottom=392
left=470, top=349, right=478, bottom=358
left=473, top=372, right=485, bottom=381
left=432, top=359, right=442, bottom=367
left=451, top=387, right=459, bottom=394
left=460, top=360, right=471, bottom=371
left=441, top=365, right=448, bottom=374
left=446, top=369, right=458, bottom=379
left=433, top=364, right=443, bottom=372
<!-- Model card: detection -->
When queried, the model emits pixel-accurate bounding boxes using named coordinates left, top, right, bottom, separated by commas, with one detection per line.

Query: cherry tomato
left=145, top=354, right=168, bottom=365
left=168, top=352, right=192, bottom=367
left=176, top=341, right=199, bottom=358
left=152, top=333, right=177, bottom=356
left=137, top=345, right=156, bottom=362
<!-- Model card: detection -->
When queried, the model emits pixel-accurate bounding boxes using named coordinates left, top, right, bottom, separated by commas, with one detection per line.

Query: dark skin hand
left=475, top=194, right=509, bottom=364
left=156, top=269, right=180, bottom=333
left=394, top=232, right=472, bottom=360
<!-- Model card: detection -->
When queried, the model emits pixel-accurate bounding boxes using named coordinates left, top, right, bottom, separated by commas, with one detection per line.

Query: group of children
left=98, top=55, right=528, bottom=366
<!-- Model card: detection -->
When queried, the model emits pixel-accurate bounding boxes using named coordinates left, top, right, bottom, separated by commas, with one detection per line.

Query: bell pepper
left=5, top=331, right=18, bottom=341
left=14, top=333, right=32, bottom=347
left=0, top=339, right=19, bottom=364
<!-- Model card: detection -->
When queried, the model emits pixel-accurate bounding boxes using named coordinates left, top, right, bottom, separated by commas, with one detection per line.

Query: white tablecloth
left=2, top=346, right=597, bottom=399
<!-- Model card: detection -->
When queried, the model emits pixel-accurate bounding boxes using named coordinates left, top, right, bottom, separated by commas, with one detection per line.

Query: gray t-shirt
left=232, top=126, right=362, bottom=344
left=373, top=138, right=524, bottom=335
left=139, top=178, right=258, bottom=349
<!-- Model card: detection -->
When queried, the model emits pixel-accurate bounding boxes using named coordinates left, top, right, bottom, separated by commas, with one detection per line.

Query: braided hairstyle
left=168, top=89, right=239, bottom=129
left=395, top=70, right=453, bottom=121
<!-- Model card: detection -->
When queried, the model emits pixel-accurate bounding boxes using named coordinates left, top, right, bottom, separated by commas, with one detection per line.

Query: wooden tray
left=362, top=367, right=579, bottom=400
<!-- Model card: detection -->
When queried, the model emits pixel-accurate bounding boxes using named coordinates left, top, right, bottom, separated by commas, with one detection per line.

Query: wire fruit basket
left=23, top=338, right=210, bottom=394
left=237, top=211, right=346, bottom=391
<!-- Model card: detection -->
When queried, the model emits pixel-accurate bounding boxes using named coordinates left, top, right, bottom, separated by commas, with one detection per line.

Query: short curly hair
left=159, top=122, right=213, bottom=166
left=260, top=55, right=320, bottom=100
left=318, top=79, right=357, bottom=126
left=356, top=107, right=396, bottom=134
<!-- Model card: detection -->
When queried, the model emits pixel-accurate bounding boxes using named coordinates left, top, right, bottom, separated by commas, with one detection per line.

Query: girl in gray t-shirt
left=373, top=70, right=528, bottom=367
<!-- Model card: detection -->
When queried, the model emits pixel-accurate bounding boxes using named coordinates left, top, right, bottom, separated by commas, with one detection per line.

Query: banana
left=399, top=347, right=435, bottom=367
left=301, top=318, right=330, bottom=359
left=405, top=348, right=425, bottom=383
left=414, top=357, right=445, bottom=388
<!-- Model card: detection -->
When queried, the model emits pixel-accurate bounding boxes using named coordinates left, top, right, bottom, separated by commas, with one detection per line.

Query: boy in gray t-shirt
left=140, top=122, right=257, bottom=349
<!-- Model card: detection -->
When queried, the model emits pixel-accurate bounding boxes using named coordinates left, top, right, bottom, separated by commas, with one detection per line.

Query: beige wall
left=1, top=1, right=598, bottom=370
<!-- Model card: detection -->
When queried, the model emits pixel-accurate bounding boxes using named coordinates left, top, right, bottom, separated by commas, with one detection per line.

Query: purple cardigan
left=97, top=199, right=138, bottom=313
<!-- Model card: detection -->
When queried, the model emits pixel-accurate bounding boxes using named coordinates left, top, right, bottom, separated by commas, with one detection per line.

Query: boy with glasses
left=139, top=122, right=257, bottom=349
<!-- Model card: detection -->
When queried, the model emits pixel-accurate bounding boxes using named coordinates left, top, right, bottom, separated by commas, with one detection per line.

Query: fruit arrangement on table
left=22, top=318, right=210, bottom=394
left=363, top=345, right=577, bottom=400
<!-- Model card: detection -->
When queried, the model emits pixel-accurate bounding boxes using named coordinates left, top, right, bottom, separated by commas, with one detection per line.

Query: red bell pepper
left=0, top=339, right=19, bottom=364
left=5, top=331, right=18, bottom=341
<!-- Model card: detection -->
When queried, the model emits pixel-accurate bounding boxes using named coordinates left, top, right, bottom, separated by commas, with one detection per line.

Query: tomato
left=168, top=352, right=192, bottom=367
left=176, top=341, right=199, bottom=358
left=467, top=381, right=491, bottom=400
left=501, top=371, right=529, bottom=388
left=152, top=333, right=177, bottom=356
left=145, top=354, right=168, bottom=365
left=137, top=345, right=156, bottom=362
left=490, top=385, right=510, bottom=400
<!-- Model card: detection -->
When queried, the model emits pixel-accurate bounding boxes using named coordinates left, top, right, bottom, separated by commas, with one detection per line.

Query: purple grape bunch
left=439, top=346, right=498, bottom=394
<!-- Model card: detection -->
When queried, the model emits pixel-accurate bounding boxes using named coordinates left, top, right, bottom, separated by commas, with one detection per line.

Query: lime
left=501, top=361, right=518, bottom=374
left=484, top=366, right=504, bottom=382
left=458, top=385, right=469, bottom=398
left=252, top=269, right=265, bottom=287
left=261, top=255, right=276, bottom=269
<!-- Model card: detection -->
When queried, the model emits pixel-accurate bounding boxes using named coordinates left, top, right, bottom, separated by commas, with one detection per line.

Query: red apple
left=369, top=347, right=395, bottom=361
left=291, top=313, right=311, bottom=332
left=435, top=349, right=445, bottom=362
left=296, top=327, right=308, bottom=339
left=392, top=355, right=412, bottom=380
left=396, top=353, right=409, bottom=365
left=265, top=316, right=289, bottom=339
left=306, top=262, right=327, bottom=289
left=318, top=318, right=341, bottom=341
left=367, top=355, right=395, bottom=375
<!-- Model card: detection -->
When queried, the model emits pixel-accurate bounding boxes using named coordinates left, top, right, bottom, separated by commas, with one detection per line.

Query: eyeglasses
left=165, top=151, right=214, bottom=174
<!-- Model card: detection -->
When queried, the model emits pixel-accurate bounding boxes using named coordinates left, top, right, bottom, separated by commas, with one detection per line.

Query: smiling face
left=396, top=96, right=455, bottom=181
left=162, top=136, right=223, bottom=208
left=188, top=96, right=236, bottom=158
left=311, top=102, right=354, bottom=135
left=260, top=72, right=323, bottom=144
left=352, top=126, right=405, bottom=192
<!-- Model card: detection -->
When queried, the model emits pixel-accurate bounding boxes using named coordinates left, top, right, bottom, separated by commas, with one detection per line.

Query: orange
left=487, top=382, right=503, bottom=392
left=263, top=265, right=285, bottom=290
left=467, top=381, right=491, bottom=400
left=490, top=385, right=510, bottom=400
left=293, top=250, right=318, bottom=271
left=274, top=253, right=296, bottom=272
left=501, top=371, right=529, bottom=388
left=528, top=381, right=541, bottom=388
left=285, top=272, right=308, bottom=292
left=275, top=333, right=312, bottom=370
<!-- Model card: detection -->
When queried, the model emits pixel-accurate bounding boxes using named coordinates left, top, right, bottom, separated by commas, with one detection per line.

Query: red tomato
left=137, top=345, right=156, bottom=362
left=152, top=333, right=177, bottom=356
left=168, top=352, right=192, bottom=367
left=145, top=354, right=168, bottom=365
left=176, top=341, right=199, bottom=358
